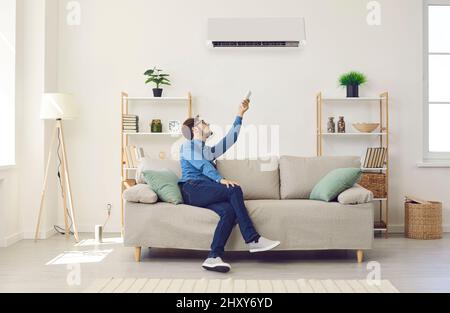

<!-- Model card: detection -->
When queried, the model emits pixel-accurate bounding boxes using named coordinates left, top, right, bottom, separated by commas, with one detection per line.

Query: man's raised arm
left=207, top=99, right=250, bottom=160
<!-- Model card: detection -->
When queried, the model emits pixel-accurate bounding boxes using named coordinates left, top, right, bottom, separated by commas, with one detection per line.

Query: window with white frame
left=0, top=0, right=16, bottom=166
left=425, top=1, right=450, bottom=160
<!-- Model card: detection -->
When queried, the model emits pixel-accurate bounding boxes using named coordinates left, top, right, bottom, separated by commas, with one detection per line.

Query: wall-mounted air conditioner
left=207, top=18, right=306, bottom=48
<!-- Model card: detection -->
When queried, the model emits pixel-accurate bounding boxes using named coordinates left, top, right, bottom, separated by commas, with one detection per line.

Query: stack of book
left=123, top=115, right=139, bottom=133
left=123, top=146, right=145, bottom=168
left=363, top=147, right=387, bottom=169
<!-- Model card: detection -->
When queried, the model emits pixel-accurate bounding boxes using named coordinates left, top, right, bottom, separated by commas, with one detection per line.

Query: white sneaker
left=247, top=237, right=281, bottom=253
left=202, top=257, right=231, bottom=273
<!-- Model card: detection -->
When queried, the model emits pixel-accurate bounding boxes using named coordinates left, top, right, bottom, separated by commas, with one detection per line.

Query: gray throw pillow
left=123, top=184, right=158, bottom=204
left=338, top=185, right=374, bottom=205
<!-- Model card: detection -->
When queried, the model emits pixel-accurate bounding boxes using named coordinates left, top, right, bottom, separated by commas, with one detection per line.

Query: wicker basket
left=405, top=201, right=442, bottom=240
left=359, top=173, right=386, bottom=199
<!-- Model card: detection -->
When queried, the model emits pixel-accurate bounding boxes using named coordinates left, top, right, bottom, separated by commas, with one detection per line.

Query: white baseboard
left=0, top=228, right=56, bottom=247
left=75, top=224, right=122, bottom=234
left=388, top=225, right=405, bottom=234
left=0, top=232, right=23, bottom=248
left=45, top=224, right=122, bottom=234
left=389, top=224, right=450, bottom=234
left=22, top=228, right=56, bottom=240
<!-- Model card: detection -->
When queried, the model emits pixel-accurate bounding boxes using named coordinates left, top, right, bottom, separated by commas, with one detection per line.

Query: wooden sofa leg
left=134, top=247, right=142, bottom=262
left=357, top=250, right=364, bottom=264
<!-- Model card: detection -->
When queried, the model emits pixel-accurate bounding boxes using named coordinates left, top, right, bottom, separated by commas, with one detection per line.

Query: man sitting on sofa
left=179, top=98, right=281, bottom=273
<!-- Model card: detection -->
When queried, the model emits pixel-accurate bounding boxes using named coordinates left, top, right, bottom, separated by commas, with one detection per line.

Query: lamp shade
left=40, top=93, right=79, bottom=120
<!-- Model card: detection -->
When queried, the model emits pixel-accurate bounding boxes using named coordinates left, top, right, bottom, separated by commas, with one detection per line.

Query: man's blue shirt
left=179, top=116, right=242, bottom=183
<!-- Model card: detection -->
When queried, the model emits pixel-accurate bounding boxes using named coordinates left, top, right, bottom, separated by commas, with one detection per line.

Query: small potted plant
left=144, top=67, right=171, bottom=97
left=339, top=71, right=367, bottom=98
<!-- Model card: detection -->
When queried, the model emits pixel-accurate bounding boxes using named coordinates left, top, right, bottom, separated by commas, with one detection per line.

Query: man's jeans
left=180, top=180, right=260, bottom=258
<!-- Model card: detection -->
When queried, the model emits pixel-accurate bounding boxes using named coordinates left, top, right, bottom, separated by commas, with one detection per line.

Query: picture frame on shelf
left=168, top=120, right=181, bottom=134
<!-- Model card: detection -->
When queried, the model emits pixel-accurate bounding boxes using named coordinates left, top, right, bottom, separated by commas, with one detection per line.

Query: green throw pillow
left=142, top=170, right=183, bottom=205
left=310, top=168, right=362, bottom=202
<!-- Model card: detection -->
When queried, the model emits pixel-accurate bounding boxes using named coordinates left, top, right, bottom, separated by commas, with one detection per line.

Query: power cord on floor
left=54, top=131, right=74, bottom=236
left=103, top=204, right=112, bottom=229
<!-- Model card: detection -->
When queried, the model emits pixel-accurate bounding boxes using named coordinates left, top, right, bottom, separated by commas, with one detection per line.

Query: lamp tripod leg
left=57, top=123, right=71, bottom=240
left=35, top=124, right=58, bottom=242
left=58, top=120, right=80, bottom=242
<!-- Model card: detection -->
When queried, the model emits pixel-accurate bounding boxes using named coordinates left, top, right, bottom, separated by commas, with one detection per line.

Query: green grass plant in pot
left=339, top=71, right=367, bottom=98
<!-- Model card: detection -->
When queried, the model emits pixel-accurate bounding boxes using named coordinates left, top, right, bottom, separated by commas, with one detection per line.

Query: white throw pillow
left=338, top=184, right=374, bottom=205
left=123, top=184, right=158, bottom=204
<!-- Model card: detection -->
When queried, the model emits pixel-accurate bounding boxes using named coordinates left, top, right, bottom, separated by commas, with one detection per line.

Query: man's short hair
left=182, top=118, right=195, bottom=140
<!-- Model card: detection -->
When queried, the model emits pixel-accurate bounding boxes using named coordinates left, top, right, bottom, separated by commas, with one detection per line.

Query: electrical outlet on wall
left=106, top=203, right=112, bottom=214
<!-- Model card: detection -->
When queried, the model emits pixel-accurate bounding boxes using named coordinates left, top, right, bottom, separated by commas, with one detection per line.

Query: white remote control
left=245, top=91, right=252, bottom=101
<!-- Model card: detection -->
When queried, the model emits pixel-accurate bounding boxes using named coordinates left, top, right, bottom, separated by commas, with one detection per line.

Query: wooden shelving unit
left=124, top=132, right=183, bottom=136
left=120, top=92, right=193, bottom=232
left=320, top=133, right=387, bottom=137
left=316, top=92, right=390, bottom=238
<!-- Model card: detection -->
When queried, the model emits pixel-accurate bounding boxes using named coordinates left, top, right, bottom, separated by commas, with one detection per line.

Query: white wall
left=14, top=0, right=59, bottom=240
left=0, top=0, right=20, bottom=247
left=0, top=168, right=21, bottom=247
left=0, top=0, right=16, bottom=166
left=45, top=0, right=449, bottom=233
left=2, top=0, right=77, bottom=245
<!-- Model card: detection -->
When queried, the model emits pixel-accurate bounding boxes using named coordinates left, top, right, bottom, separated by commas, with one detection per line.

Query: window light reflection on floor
left=46, top=250, right=113, bottom=265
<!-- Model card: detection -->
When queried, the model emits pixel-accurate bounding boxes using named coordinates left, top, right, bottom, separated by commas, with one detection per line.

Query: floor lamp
left=35, top=93, right=80, bottom=243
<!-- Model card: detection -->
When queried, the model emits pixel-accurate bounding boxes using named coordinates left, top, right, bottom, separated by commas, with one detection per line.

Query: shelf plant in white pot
left=144, top=67, right=171, bottom=97
left=339, top=71, right=367, bottom=98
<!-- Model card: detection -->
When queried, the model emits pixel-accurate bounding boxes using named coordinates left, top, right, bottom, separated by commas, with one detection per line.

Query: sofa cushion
left=243, top=200, right=374, bottom=250
left=124, top=199, right=374, bottom=251
left=280, top=156, right=362, bottom=199
left=216, top=159, right=280, bottom=200
left=136, top=157, right=182, bottom=184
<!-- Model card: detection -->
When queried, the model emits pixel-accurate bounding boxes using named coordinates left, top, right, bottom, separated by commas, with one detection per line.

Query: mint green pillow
left=310, top=168, right=362, bottom=202
left=142, top=170, right=183, bottom=205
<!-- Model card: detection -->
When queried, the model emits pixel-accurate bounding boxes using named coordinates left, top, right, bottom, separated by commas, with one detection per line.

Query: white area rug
left=84, top=278, right=399, bottom=293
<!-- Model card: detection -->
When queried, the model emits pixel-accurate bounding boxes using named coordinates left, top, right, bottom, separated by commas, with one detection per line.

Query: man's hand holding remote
left=239, top=92, right=252, bottom=118
left=238, top=99, right=250, bottom=117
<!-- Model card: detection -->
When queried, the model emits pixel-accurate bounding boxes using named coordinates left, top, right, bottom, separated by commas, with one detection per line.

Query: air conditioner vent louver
left=207, top=18, right=306, bottom=49
left=212, top=41, right=300, bottom=48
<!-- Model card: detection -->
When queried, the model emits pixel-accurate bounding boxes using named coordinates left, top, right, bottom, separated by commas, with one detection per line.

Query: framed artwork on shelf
left=168, top=120, right=181, bottom=134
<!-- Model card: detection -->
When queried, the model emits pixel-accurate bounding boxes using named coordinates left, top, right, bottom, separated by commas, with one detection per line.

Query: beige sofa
left=124, top=156, right=374, bottom=263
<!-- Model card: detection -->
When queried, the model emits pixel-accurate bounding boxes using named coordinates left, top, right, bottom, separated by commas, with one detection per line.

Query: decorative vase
left=346, top=84, right=359, bottom=98
left=151, top=119, right=163, bottom=133
left=338, top=116, right=346, bottom=133
left=327, top=117, right=336, bottom=133
left=153, top=88, right=163, bottom=97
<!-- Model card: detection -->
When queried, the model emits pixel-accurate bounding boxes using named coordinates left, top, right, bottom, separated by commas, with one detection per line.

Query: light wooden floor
left=1, top=233, right=449, bottom=293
